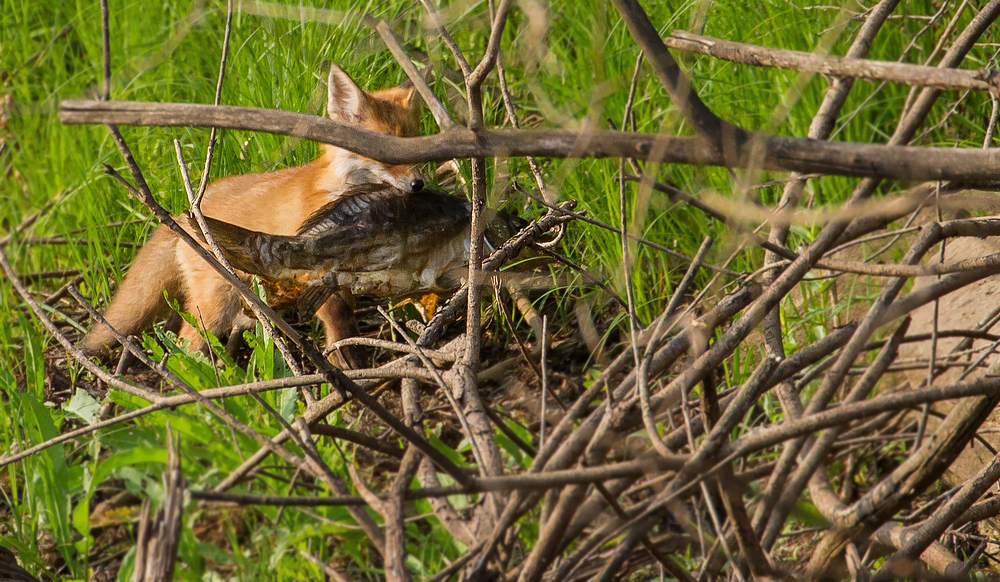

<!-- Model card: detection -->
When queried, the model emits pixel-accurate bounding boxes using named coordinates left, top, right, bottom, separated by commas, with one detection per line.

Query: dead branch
left=59, top=100, right=1000, bottom=182
left=663, top=30, right=1000, bottom=94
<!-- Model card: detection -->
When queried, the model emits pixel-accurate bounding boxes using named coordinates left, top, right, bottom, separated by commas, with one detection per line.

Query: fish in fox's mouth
left=189, top=184, right=489, bottom=315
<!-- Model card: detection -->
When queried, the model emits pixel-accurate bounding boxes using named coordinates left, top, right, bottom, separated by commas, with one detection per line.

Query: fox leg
left=175, top=245, right=245, bottom=355
left=83, top=225, right=183, bottom=360
left=316, top=290, right=361, bottom=369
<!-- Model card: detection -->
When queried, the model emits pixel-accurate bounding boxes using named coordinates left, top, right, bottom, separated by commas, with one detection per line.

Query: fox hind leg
left=175, top=245, right=247, bottom=356
left=83, top=225, right=183, bottom=360
left=316, top=290, right=361, bottom=369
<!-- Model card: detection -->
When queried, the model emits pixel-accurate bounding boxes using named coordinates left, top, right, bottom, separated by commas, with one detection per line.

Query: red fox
left=83, top=63, right=425, bottom=367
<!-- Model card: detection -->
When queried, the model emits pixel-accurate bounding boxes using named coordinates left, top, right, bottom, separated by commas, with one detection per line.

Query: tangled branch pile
left=10, top=0, right=1000, bottom=580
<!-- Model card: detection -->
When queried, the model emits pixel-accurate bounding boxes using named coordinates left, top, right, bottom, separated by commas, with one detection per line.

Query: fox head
left=320, top=63, right=425, bottom=194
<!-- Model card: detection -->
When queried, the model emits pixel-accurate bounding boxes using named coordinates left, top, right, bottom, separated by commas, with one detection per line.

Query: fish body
left=198, top=186, right=474, bottom=314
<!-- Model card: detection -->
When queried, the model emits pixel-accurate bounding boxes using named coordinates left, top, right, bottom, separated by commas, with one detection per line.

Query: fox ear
left=398, top=84, right=420, bottom=110
left=327, top=63, right=369, bottom=123
left=397, top=66, right=430, bottom=110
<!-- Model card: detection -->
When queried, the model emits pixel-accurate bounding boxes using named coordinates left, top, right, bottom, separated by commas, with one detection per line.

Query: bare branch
left=663, top=30, right=1000, bottom=94
left=60, top=100, right=1000, bottom=182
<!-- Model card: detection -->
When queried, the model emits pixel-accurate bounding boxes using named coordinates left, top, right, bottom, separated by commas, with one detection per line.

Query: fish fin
left=297, top=200, right=341, bottom=236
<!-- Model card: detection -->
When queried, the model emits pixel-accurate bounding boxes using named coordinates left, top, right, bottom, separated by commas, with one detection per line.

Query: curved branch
left=60, top=100, right=1000, bottom=182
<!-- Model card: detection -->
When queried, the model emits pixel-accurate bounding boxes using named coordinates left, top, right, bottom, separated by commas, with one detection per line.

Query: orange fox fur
left=83, top=63, right=424, bottom=366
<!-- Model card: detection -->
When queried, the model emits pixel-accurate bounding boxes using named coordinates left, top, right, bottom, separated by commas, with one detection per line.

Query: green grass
left=1, top=0, right=995, bottom=579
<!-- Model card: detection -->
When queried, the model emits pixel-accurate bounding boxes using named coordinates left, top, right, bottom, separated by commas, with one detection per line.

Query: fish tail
left=195, top=215, right=268, bottom=274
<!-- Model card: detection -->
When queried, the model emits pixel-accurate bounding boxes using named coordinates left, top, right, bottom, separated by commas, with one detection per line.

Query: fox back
left=83, top=62, right=425, bottom=364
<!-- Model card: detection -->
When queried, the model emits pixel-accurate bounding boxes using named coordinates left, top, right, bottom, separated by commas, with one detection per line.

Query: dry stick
left=214, top=391, right=344, bottom=492
left=794, top=321, right=912, bottom=565
left=598, top=355, right=782, bottom=582
left=384, top=449, right=422, bottom=582
left=453, top=0, right=518, bottom=556
left=291, top=419, right=388, bottom=557
left=830, top=3, right=950, bottom=144
left=450, top=3, right=515, bottom=546
left=619, top=0, right=891, bottom=443
left=760, top=225, right=942, bottom=549
left=586, top=374, right=1000, bottom=554
left=611, top=0, right=747, bottom=152
left=325, top=336, right=455, bottom=361
left=299, top=551, right=352, bottom=582
left=715, top=465, right=771, bottom=579
left=616, top=52, right=646, bottom=425
left=619, top=157, right=641, bottom=407
left=418, top=0, right=471, bottom=78
left=171, top=0, right=305, bottom=378
left=628, top=172, right=1000, bottom=278
left=0, top=250, right=164, bottom=406
left=901, top=0, right=970, bottom=117
left=426, top=545, right=488, bottom=582
left=59, top=100, right=1000, bottom=183
left=612, top=0, right=1000, bottom=561
left=44, top=274, right=85, bottom=306
left=466, top=0, right=512, bottom=107
left=916, top=186, right=947, bottom=451
left=100, top=0, right=110, bottom=101
left=515, top=183, right=741, bottom=276
left=193, top=0, right=233, bottom=206
left=953, top=493, right=1000, bottom=529
left=394, top=205, right=576, bottom=547
left=376, top=306, right=490, bottom=475
left=804, top=3, right=1000, bottom=568
left=592, top=527, right=652, bottom=582
left=986, top=95, right=1000, bottom=147
left=537, top=245, right=701, bottom=582
left=344, top=447, right=418, bottom=582
left=540, top=315, right=548, bottom=449
left=638, top=237, right=714, bottom=457
left=496, top=49, right=561, bottom=234
left=399, top=381, right=469, bottom=549
left=504, top=286, right=757, bottom=571
left=194, top=454, right=688, bottom=506
left=309, top=423, right=404, bottom=459
left=606, top=2, right=890, bottom=563
left=456, top=0, right=511, bottom=440
left=574, top=488, right=699, bottom=582
left=760, top=0, right=971, bottom=539
left=712, top=391, right=879, bottom=463
left=871, top=109, right=1000, bottom=579
left=662, top=30, right=1000, bottom=93
left=630, top=174, right=1000, bottom=279
left=398, top=202, right=577, bottom=549
left=550, top=496, right=663, bottom=582
left=812, top=403, right=1000, bottom=573
left=470, top=321, right=693, bottom=575
left=511, top=287, right=761, bottom=582
left=872, top=449, right=1000, bottom=581
left=492, top=285, right=544, bottom=386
